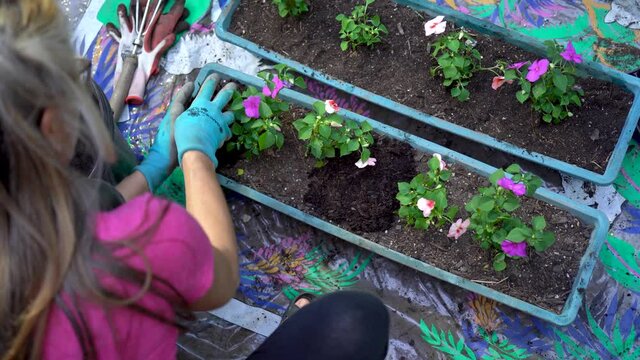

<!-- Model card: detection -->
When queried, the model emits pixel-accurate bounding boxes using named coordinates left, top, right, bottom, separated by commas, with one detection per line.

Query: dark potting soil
left=218, top=108, right=593, bottom=313
left=229, top=0, right=634, bottom=174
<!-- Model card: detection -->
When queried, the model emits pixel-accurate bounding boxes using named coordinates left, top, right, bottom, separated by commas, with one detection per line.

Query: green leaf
left=503, top=69, right=517, bottom=80
left=443, top=66, right=459, bottom=78
left=259, top=102, right=273, bottom=118
left=319, top=124, right=332, bottom=138
left=323, top=146, right=336, bottom=158
left=531, top=216, right=546, bottom=231
left=361, top=148, right=371, bottom=161
left=398, top=182, right=410, bottom=193
left=553, top=73, right=568, bottom=92
left=361, top=121, right=373, bottom=132
left=339, top=143, right=350, bottom=157
left=294, top=77, right=307, bottom=89
left=347, top=139, right=359, bottom=152
left=533, top=231, right=555, bottom=252
left=488, top=169, right=505, bottom=186
left=502, top=198, right=520, bottom=212
left=542, top=114, right=553, bottom=123
left=532, top=82, right=547, bottom=99
left=428, top=156, right=441, bottom=171
left=515, top=90, right=529, bottom=103
left=299, top=126, right=313, bottom=140
left=458, top=88, right=470, bottom=101
left=258, top=131, right=276, bottom=150
left=477, top=199, right=495, bottom=212
left=310, top=139, right=323, bottom=159
left=447, top=39, right=460, bottom=52
left=493, top=258, right=507, bottom=272
left=396, top=193, right=414, bottom=206
left=450, top=87, right=461, bottom=97
left=506, top=227, right=531, bottom=242
left=275, top=132, right=285, bottom=148
left=505, top=164, right=521, bottom=174
left=340, top=41, right=349, bottom=51
left=312, top=101, right=326, bottom=115
left=452, top=56, right=465, bottom=68
left=415, top=218, right=428, bottom=230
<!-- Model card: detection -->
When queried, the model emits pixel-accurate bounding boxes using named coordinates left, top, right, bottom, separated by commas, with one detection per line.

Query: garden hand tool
left=106, top=0, right=188, bottom=120
left=174, top=74, right=238, bottom=168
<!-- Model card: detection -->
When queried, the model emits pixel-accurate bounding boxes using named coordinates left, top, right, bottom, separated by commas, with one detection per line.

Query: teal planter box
left=199, top=63, right=609, bottom=326
left=215, top=0, right=640, bottom=185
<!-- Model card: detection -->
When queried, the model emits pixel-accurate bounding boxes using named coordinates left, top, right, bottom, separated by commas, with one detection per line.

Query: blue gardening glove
left=135, top=82, right=195, bottom=192
left=175, top=75, right=237, bottom=168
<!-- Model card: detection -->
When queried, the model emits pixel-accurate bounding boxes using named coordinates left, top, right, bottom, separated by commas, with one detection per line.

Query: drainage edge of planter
left=202, top=63, right=609, bottom=326
left=215, top=0, right=640, bottom=186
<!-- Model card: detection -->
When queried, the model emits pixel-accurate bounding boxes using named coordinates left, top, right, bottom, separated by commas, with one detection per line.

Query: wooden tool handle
left=109, top=54, right=138, bottom=121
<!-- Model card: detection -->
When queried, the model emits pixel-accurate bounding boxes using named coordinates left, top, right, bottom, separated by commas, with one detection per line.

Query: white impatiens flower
left=433, top=153, right=446, bottom=171
left=424, top=16, right=446, bottom=36
left=355, top=157, right=377, bottom=168
left=325, top=100, right=339, bottom=114
left=417, top=197, right=436, bottom=217
left=447, top=218, right=470, bottom=239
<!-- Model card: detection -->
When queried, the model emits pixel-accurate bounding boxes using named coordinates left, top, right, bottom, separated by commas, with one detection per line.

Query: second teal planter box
left=200, top=63, right=608, bottom=326
left=215, top=0, right=640, bottom=185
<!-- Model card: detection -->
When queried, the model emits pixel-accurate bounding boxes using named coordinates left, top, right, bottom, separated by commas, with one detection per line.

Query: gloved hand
left=105, top=3, right=137, bottom=90
left=129, top=0, right=189, bottom=104
left=174, top=75, right=237, bottom=168
left=106, top=0, right=189, bottom=105
left=135, top=81, right=194, bottom=192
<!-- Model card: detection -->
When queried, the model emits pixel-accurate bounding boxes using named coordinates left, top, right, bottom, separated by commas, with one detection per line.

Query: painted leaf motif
left=419, top=320, right=477, bottom=359
left=599, top=235, right=640, bottom=292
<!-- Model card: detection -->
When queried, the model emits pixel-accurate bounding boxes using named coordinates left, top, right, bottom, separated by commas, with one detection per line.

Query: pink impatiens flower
left=262, top=75, right=287, bottom=99
left=508, top=61, right=527, bottom=70
left=355, top=157, right=376, bottom=168
left=525, top=59, right=549, bottom=82
left=497, top=177, right=515, bottom=190
left=417, top=198, right=436, bottom=217
left=501, top=240, right=527, bottom=257
left=560, top=41, right=583, bottom=64
left=424, top=16, right=446, bottom=36
left=447, top=218, right=470, bottom=239
left=325, top=100, right=339, bottom=114
left=243, top=96, right=261, bottom=118
left=497, top=177, right=527, bottom=197
left=491, top=76, right=513, bottom=90
left=433, top=153, right=446, bottom=170
left=510, top=183, right=526, bottom=197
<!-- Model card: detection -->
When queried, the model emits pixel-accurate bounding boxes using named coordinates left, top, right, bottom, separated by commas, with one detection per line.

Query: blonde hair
left=0, top=0, right=132, bottom=358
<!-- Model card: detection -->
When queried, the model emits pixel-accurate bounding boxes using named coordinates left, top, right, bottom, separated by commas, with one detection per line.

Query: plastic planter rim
left=200, top=63, right=609, bottom=326
left=216, top=0, right=640, bottom=185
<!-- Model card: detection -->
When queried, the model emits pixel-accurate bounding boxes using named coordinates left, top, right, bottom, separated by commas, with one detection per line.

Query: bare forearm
left=182, top=151, right=239, bottom=306
left=116, top=170, right=150, bottom=201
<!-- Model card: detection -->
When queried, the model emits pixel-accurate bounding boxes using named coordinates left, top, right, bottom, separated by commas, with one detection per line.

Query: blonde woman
left=0, top=1, right=388, bottom=359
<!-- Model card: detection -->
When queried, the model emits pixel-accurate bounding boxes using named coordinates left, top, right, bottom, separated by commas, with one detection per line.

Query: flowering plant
left=336, top=0, right=388, bottom=51
left=272, top=0, right=309, bottom=18
left=292, top=100, right=374, bottom=167
left=502, top=41, right=583, bottom=124
left=258, top=64, right=307, bottom=92
left=227, top=72, right=290, bottom=157
left=429, top=27, right=482, bottom=101
left=465, top=164, right=555, bottom=271
left=396, top=154, right=460, bottom=230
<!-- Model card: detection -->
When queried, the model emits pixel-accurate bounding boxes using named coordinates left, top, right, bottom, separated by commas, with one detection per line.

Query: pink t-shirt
left=43, top=194, right=214, bottom=359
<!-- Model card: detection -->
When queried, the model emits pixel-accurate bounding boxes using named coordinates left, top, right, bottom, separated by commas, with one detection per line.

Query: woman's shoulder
left=95, top=193, right=196, bottom=242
